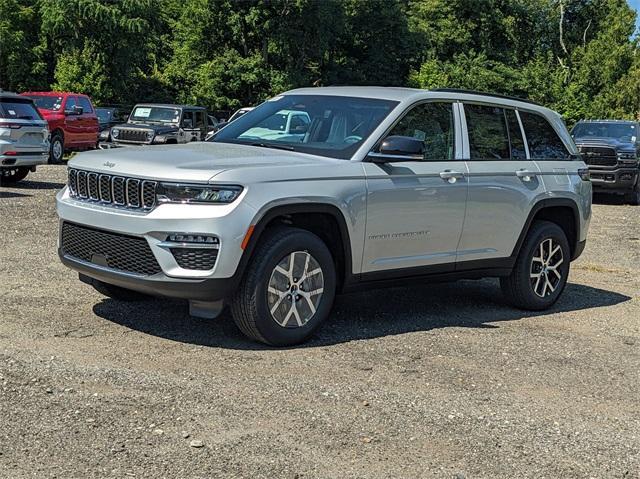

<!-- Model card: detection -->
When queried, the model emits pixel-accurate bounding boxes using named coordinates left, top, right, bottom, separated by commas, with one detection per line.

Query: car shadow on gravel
left=11, top=180, right=65, bottom=190
left=0, top=191, right=32, bottom=199
left=92, top=279, right=631, bottom=350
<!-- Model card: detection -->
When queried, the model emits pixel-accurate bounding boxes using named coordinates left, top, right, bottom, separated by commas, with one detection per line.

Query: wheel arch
left=237, top=203, right=354, bottom=292
left=511, top=198, right=581, bottom=261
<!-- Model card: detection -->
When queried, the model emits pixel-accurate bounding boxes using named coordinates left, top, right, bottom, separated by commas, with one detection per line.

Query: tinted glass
left=78, top=96, right=93, bottom=113
left=130, top=106, right=180, bottom=123
left=213, top=95, right=398, bottom=160
left=0, top=100, right=42, bottom=120
left=65, top=96, right=77, bottom=110
left=572, top=122, right=637, bottom=142
left=387, top=102, right=454, bottom=161
left=195, top=111, right=206, bottom=127
left=24, top=95, right=63, bottom=111
left=465, top=104, right=510, bottom=160
left=520, top=112, right=570, bottom=160
left=506, top=109, right=527, bottom=160
left=182, top=111, right=194, bottom=127
left=95, top=108, right=113, bottom=123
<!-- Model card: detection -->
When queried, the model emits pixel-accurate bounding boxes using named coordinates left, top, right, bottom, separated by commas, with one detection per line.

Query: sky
left=630, top=0, right=640, bottom=32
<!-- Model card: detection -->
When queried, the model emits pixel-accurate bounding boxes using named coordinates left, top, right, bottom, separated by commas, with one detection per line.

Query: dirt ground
left=1, top=165, right=638, bottom=478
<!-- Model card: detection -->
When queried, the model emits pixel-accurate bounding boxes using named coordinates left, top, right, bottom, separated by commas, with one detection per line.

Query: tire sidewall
left=50, top=134, right=64, bottom=164
left=0, top=167, right=29, bottom=184
left=251, top=231, right=336, bottom=346
left=517, top=222, right=570, bottom=308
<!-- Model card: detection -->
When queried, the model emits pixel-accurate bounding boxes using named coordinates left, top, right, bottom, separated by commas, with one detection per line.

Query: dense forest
left=1, top=0, right=639, bottom=123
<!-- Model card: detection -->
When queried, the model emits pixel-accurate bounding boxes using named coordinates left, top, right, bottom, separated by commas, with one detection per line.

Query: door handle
left=439, top=170, right=464, bottom=184
left=516, top=169, right=537, bottom=181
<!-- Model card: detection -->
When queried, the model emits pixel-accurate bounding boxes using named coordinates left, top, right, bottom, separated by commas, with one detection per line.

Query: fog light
left=167, top=234, right=219, bottom=245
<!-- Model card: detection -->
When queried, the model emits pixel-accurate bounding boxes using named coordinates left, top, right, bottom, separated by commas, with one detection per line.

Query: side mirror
left=65, top=105, right=83, bottom=116
left=182, top=118, right=193, bottom=129
left=369, top=135, right=425, bottom=163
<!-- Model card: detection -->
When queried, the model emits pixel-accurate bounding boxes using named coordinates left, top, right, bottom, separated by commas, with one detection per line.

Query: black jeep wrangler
left=572, top=120, right=640, bottom=205
left=109, top=104, right=209, bottom=146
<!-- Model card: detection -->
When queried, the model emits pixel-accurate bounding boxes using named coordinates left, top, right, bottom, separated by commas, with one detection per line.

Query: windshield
left=211, top=95, right=399, bottom=160
left=0, top=100, right=42, bottom=120
left=25, top=95, right=63, bottom=111
left=572, top=122, right=637, bottom=142
left=95, top=108, right=113, bottom=123
left=129, top=106, right=180, bottom=124
left=228, top=108, right=252, bottom=123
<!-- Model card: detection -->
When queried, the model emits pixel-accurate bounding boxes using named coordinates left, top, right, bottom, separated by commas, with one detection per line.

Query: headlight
left=156, top=183, right=243, bottom=204
left=111, top=128, right=120, bottom=139
left=146, top=131, right=154, bottom=141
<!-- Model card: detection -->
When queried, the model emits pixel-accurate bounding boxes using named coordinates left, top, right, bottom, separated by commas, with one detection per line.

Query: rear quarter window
left=0, top=100, right=42, bottom=120
left=520, top=111, right=571, bottom=160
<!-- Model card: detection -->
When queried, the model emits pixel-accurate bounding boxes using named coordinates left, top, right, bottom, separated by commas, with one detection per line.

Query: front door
left=63, top=96, right=81, bottom=146
left=362, top=101, right=468, bottom=275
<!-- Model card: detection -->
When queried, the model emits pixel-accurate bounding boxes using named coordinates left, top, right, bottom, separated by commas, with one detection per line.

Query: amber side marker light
left=241, top=225, right=255, bottom=250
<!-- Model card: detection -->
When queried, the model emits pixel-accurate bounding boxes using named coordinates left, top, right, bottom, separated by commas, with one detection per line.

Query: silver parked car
left=0, top=91, right=49, bottom=184
left=56, top=87, right=592, bottom=346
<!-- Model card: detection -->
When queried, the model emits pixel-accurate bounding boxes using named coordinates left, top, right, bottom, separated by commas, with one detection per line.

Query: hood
left=67, top=141, right=338, bottom=183
left=574, top=136, right=636, bottom=151
left=112, top=122, right=179, bottom=135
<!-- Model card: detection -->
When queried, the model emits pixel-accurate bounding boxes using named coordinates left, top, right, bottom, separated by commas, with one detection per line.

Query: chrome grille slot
left=99, top=175, right=111, bottom=202
left=77, top=171, right=88, bottom=198
left=126, top=179, right=141, bottom=207
left=66, top=168, right=157, bottom=210
left=113, top=177, right=126, bottom=205
left=142, top=181, right=157, bottom=208
left=87, top=173, right=99, bottom=200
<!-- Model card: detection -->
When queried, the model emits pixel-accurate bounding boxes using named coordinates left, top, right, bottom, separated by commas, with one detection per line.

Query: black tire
left=500, top=220, right=570, bottom=311
left=91, top=280, right=149, bottom=302
left=49, top=132, right=64, bottom=164
left=0, top=167, right=30, bottom=185
left=624, top=181, right=640, bottom=206
left=230, top=227, right=336, bottom=346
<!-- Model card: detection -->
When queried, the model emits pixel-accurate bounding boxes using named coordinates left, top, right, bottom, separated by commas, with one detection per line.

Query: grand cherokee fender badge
left=103, top=161, right=116, bottom=168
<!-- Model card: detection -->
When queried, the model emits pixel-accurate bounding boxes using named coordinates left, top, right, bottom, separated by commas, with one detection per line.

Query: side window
left=519, top=111, right=571, bottom=160
left=182, top=111, right=194, bottom=128
left=194, top=111, right=206, bottom=128
left=465, top=104, right=510, bottom=160
left=506, top=110, right=527, bottom=160
left=78, top=96, right=93, bottom=113
left=387, top=102, right=455, bottom=161
left=65, top=96, right=77, bottom=111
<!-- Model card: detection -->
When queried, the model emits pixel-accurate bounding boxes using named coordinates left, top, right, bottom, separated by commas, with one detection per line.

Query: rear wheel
left=230, top=227, right=336, bottom=346
left=500, top=220, right=570, bottom=310
left=49, top=132, right=64, bottom=164
left=624, top=181, right=640, bottom=206
left=0, top=167, right=30, bottom=185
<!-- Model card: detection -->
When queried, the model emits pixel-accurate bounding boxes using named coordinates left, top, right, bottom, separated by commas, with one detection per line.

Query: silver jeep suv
left=56, top=87, right=592, bottom=346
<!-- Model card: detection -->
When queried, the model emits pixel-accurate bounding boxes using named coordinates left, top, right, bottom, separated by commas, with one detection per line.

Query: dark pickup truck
left=572, top=120, right=640, bottom=205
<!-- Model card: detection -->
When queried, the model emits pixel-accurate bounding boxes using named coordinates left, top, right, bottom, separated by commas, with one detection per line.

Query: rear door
left=362, top=101, right=468, bottom=275
left=457, top=103, right=546, bottom=267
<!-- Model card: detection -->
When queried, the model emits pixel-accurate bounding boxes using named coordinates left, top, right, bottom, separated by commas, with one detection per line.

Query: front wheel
left=624, top=181, right=640, bottom=206
left=230, top=227, right=336, bottom=346
left=500, top=220, right=570, bottom=311
left=0, top=167, right=30, bottom=185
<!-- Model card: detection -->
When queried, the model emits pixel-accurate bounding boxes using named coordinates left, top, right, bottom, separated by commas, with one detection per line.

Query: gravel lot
left=1, top=165, right=638, bottom=478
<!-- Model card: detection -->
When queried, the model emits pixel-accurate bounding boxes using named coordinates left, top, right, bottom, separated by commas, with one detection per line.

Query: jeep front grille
left=61, top=222, right=161, bottom=276
left=68, top=168, right=156, bottom=210
left=118, top=128, right=151, bottom=143
left=578, top=146, right=618, bottom=167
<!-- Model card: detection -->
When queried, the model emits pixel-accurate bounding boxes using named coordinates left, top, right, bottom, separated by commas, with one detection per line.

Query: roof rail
left=430, top=88, right=541, bottom=106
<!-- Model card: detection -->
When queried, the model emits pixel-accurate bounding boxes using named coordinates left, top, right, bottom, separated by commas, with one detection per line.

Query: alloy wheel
left=267, top=251, right=324, bottom=328
left=530, top=238, right=564, bottom=298
left=52, top=139, right=63, bottom=162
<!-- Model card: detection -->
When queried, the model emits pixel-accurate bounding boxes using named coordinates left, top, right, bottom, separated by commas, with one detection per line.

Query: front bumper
left=589, top=167, right=638, bottom=193
left=56, top=187, right=256, bottom=301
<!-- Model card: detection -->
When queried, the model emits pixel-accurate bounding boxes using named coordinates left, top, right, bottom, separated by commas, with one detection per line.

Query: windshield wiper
left=248, top=142, right=296, bottom=151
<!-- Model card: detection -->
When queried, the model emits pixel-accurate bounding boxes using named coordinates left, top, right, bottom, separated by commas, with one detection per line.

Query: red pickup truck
left=20, top=92, right=99, bottom=163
